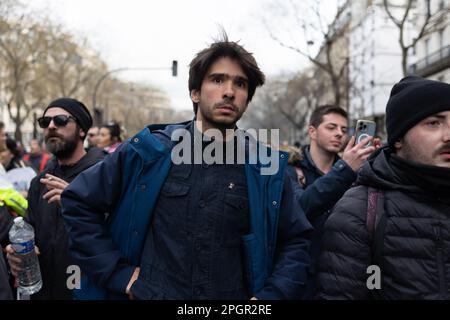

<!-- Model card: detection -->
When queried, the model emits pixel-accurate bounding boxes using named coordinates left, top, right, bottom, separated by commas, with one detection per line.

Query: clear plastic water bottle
left=9, top=217, right=42, bottom=295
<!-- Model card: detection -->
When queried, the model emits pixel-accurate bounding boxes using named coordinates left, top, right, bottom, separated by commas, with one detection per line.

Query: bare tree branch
left=383, top=0, right=402, bottom=28
left=408, top=0, right=432, bottom=49
left=382, top=0, right=444, bottom=75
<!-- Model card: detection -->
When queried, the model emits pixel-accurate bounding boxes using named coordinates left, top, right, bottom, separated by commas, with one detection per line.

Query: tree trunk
left=13, top=106, right=23, bottom=144
left=14, top=123, right=22, bottom=144
left=331, top=75, right=341, bottom=107
left=402, top=48, right=408, bottom=76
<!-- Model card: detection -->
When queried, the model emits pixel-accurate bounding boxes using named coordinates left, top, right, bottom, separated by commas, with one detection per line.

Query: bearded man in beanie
left=316, top=76, right=450, bottom=299
left=6, top=98, right=106, bottom=299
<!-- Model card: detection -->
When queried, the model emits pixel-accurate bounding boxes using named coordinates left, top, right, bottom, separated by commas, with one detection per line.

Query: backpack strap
left=367, top=187, right=383, bottom=237
left=366, top=187, right=386, bottom=245
left=366, top=187, right=387, bottom=299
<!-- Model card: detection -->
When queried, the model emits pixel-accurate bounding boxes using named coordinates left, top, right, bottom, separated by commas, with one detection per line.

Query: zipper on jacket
left=433, top=224, right=446, bottom=298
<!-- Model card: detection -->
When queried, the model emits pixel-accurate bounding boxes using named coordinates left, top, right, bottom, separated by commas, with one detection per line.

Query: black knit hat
left=44, top=98, right=93, bottom=134
left=386, top=76, right=450, bottom=147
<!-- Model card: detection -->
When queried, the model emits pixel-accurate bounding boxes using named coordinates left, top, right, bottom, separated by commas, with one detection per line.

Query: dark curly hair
left=188, top=31, right=265, bottom=115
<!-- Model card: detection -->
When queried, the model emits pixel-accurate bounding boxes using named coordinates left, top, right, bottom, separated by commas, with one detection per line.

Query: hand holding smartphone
left=343, top=119, right=378, bottom=172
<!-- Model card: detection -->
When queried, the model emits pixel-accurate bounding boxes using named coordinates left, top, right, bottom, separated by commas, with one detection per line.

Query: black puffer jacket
left=26, top=148, right=106, bottom=299
left=316, top=148, right=450, bottom=299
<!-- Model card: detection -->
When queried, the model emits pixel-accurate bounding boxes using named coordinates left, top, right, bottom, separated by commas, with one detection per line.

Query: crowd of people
left=0, top=34, right=449, bottom=300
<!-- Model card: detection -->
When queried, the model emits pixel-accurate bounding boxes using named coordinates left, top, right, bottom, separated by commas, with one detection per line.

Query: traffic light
left=172, top=60, right=178, bottom=77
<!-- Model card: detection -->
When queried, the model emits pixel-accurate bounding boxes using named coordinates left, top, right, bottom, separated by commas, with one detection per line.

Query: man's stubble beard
left=45, top=130, right=80, bottom=160
left=198, top=104, right=243, bottom=132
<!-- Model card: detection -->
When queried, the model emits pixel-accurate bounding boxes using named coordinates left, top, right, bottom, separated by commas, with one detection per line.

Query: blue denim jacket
left=61, top=121, right=312, bottom=299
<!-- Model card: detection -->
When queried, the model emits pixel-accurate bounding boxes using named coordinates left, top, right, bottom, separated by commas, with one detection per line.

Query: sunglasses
left=37, top=115, right=76, bottom=129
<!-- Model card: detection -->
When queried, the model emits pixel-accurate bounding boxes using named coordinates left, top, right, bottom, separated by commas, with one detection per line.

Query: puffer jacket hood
left=357, top=146, right=423, bottom=194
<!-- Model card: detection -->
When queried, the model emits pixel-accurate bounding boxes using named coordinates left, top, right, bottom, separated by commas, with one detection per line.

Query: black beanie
left=44, top=98, right=93, bottom=134
left=386, top=76, right=450, bottom=147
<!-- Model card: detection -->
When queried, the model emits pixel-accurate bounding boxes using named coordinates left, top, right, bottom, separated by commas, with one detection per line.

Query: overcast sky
left=29, top=0, right=331, bottom=111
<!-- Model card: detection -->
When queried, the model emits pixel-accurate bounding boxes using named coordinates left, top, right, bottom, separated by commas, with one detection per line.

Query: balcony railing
left=408, top=45, right=450, bottom=77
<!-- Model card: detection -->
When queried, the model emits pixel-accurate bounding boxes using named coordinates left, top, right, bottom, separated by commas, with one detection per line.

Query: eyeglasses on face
left=37, top=115, right=76, bottom=129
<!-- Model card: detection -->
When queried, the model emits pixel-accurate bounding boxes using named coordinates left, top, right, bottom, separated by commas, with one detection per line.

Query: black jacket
left=317, top=148, right=450, bottom=299
left=0, top=205, right=14, bottom=299
left=26, top=147, right=106, bottom=300
left=289, top=146, right=356, bottom=299
left=0, top=206, right=13, bottom=247
left=0, top=245, right=12, bottom=300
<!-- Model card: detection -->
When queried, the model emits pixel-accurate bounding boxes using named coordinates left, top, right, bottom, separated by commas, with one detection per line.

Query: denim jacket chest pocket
left=221, top=189, right=249, bottom=247
left=152, top=181, right=190, bottom=232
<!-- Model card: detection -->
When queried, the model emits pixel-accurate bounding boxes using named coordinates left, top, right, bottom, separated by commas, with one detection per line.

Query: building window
left=439, top=29, right=444, bottom=48
left=439, top=0, right=445, bottom=10
left=425, top=38, right=431, bottom=57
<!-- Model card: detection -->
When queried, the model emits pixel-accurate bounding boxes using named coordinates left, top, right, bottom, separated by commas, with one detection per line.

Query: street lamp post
left=92, top=61, right=178, bottom=124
